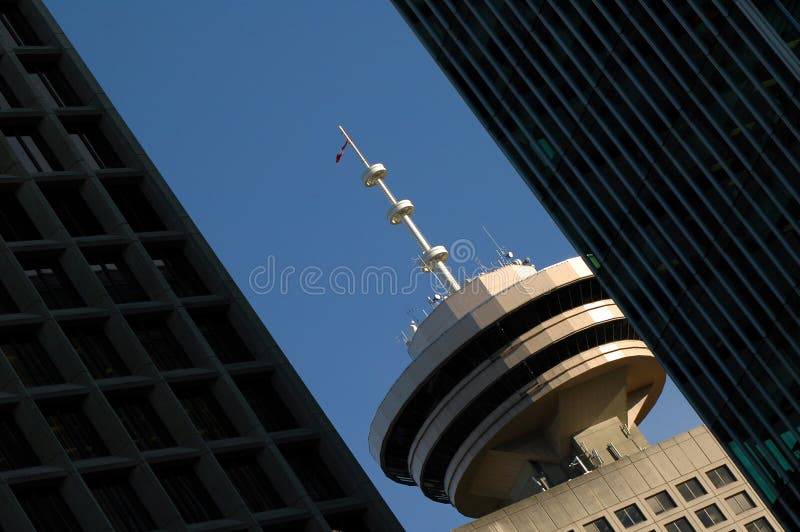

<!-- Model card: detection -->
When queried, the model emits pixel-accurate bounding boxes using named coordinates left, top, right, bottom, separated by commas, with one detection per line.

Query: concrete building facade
left=455, top=426, right=781, bottom=532
left=386, top=1, right=800, bottom=528
left=0, top=1, right=401, bottom=530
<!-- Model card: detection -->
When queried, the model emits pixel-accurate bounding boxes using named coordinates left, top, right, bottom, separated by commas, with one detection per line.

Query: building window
left=725, top=491, right=756, bottom=515
left=745, top=517, right=775, bottom=532
left=676, top=477, right=708, bottom=502
left=665, top=517, right=696, bottom=532
left=0, top=3, right=41, bottom=46
left=190, top=310, right=254, bottom=363
left=107, top=391, right=175, bottom=451
left=615, top=504, right=646, bottom=528
left=84, top=249, right=147, bottom=304
left=280, top=443, right=345, bottom=502
left=174, top=385, right=237, bottom=441
left=236, top=374, right=298, bottom=432
left=0, top=74, right=21, bottom=108
left=0, top=407, right=39, bottom=470
left=0, top=281, right=18, bottom=314
left=147, top=245, right=207, bottom=297
left=584, top=517, right=614, bottom=532
left=219, top=453, right=285, bottom=512
left=128, top=317, right=193, bottom=371
left=103, top=181, right=165, bottom=233
left=2, top=126, right=61, bottom=172
left=154, top=463, right=222, bottom=524
left=64, top=122, right=123, bottom=169
left=19, top=256, right=84, bottom=309
left=13, top=483, right=82, bottom=532
left=23, top=59, right=81, bottom=107
left=41, top=184, right=103, bottom=236
left=65, top=322, right=129, bottom=379
left=706, top=464, right=736, bottom=488
left=85, top=471, right=156, bottom=532
left=645, top=490, right=677, bottom=515
left=41, top=400, right=109, bottom=460
left=0, top=329, right=62, bottom=386
left=326, top=510, right=369, bottom=532
left=0, top=188, right=40, bottom=241
left=695, top=504, right=727, bottom=527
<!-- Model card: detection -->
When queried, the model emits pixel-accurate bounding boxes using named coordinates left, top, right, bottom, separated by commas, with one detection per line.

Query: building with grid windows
left=387, top=1, right=800, bottom=529
left=0, top=1, right=402, bottom=530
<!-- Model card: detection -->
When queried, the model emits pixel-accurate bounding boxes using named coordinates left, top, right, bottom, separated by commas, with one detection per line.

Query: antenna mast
left=338, top=125, right=461, bottom=295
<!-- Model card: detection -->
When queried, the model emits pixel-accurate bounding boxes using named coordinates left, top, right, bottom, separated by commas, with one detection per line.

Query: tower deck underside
left=370, top=258, right=666, bottom=516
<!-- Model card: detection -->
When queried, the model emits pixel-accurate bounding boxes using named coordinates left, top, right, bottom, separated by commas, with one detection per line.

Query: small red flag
left=335, top=139, right=349, bottom=163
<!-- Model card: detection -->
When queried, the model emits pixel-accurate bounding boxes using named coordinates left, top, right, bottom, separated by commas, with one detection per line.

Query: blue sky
left=44, top=2, right=702, bottom=530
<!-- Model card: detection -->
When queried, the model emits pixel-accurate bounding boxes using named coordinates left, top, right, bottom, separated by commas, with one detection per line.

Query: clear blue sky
left=44, top=2, right=702, bottom=530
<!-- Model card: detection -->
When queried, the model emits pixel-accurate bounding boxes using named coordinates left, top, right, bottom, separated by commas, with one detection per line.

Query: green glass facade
left=388, top=1, right=800, bottom=528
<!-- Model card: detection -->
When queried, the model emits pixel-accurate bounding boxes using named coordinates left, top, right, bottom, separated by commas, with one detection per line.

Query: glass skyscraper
left=388, top=1, right=800, bottom=528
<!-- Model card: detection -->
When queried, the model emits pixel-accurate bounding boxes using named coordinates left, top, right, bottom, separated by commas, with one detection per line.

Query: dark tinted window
left=84, top=249, right=147, bottom=304
left=0, top=407, right=39, bottom=470
left=108, top=392, right=175, bottom=451
left=0, top=329, right=62, bottom=386
left=174, top=385, right=237, bottom=441
left=154, top=463, right=221, bottom=524
left=219, top=453, right=285, bottom=512
left=2, top=126, right=61, bottom=172
left=103, top=181, right=165, bottom=232
left=148, top=245, right=207, bottom=297
left=23, top=59, right=81, bottom=106
left=0, top=188, right=40, bottom=241
left=41, top=184, right=103, bottom=236
left=41, top=399, right=108, bottom=460
left=0, top=3, right=41, bottom=46
left=86, top=472, right=156, bottom=532
left=0, top=281, right=18, bottom=314
left=191, top=310, right=254, bottom=363
left=65, top=322, right=129, bottom=379
left=14, top=483, right=82, bottom=532
left=129, top=317, right=193, bottom=371
left=280, top=443, right=345, bottom=502
left=236, top=374, right=298, bottom=432
left=64, top=122, right=122, bottom=169
left=20, top=255, right=84, bottom=309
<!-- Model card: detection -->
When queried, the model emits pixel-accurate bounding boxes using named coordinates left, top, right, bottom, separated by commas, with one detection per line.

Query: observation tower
left=339, top=127, right=666, bottom=518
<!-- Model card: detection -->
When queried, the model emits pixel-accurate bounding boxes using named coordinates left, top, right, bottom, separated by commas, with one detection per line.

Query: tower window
left=2, top=126, right=61, bottom=172
left=128, top=317, right=193, bottom=371
left=614, top=503, right=646, bottom=527
left=23, top=59, right=81, bottom=107
left=107, top=391, right=175, bottom=451
left=706, top=464, right=736, bottom=488
left=13, top=483, right=82, bottom=532
left=103, top=181, right=165, bottom=233
left=85, top=471, right=156, bottom=532
left=154, top=463, right=222, bottom=524
left=236, top=374, right=298, bottom=432
left=725, top=491, right=756, bottom=514
left=190, top=310, right=254, bottom=363
left=41, top=399, right=109, bottom=460
left=0, top=74, right=21, bottom=108
left=174, top=384, right=237, bottom=441
left=148, top=245, right=207, bottom=297
left=64, top=122, right=123, bottom=169
left=695, top=503, right=727, bottom=527
left=745, top=517, right=775, bottom=532
left=20, top=256, right=84, bottom=309
left=0, top=188, right=40, bottom=241
left=0, top=281, right=18, bottom=314
left=665, top=517, right=696, bottom=532
left=676, top=477, right=707, bottom=501
left=218, top=453, right=285, bottom=512
left=645, top=490, right=677, bottom=515
left=280, top=443, right=345, bottom=502
left=0, top=407, right=39, bottom=470
left=583, top=517, right=614, bottom=532
left=84, top=249, right=147, bottom=304
left=64, top=322, right=129, bottom=379
left=41, top=184, right=104, bottom=236
left=0, top=329, right=62, bottom=386
left=0, top=3, right=41, bottom=46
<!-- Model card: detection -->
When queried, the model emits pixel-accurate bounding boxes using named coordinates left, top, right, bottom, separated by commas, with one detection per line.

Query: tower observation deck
left=338, top=127, right=665, bottom=518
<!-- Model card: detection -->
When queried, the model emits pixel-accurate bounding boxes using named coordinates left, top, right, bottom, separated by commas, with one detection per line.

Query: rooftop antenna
left=338, top=125, right=461, bottom=295
left=483, top=225, right=514, bottom=265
